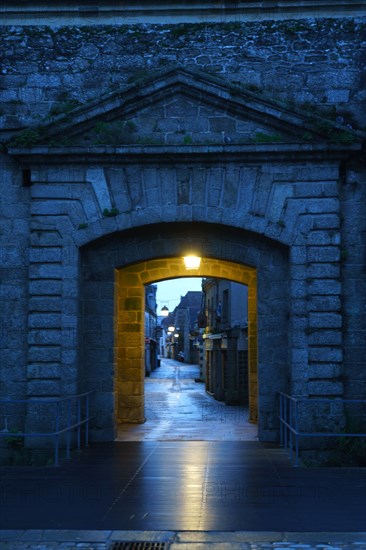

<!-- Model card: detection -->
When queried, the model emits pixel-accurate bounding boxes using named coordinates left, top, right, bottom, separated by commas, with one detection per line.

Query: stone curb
left=0, top=530, right=365, bottom=544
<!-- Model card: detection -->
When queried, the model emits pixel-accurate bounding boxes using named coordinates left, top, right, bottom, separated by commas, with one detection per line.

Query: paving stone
left=1, top=535, right=365, bottom=549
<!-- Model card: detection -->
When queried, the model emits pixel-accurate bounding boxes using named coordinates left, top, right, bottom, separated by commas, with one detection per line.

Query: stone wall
left=0, top=155, right=29, bottom=402
left=0, top=14, right=365, bottom=447
left=341, top=160, right=366, bottom=402
left=2, top=142, right=353, bottom=440
left=0, top=18, right=365, bottom=135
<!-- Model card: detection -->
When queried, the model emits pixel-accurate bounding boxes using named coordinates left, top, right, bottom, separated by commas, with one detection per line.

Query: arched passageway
left=6, top=62, right=359, bottom=455
left=114, top=257, right=257, bottom=420
left=80, top=222, right=289, bottom=442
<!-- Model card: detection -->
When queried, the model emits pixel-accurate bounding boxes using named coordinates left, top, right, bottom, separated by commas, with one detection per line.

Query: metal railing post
left=0, top=391, right=94, bottom=467
left=66, top=398, right=71, bottom=460
left=284, top=395, right=288, bottom=451
left=294, top=398, right=299, bottom=467
left=289, top=398, right=293, bottom=461
left=85, top=393, right=90, bottom=447
left=54, top=401, right=60, bottom=467
left=280, top=393, right=284, bottom=447
left=77, top=396, right=81, bottom=451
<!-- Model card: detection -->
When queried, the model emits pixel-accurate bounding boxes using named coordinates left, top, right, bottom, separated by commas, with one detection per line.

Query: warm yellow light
left=183, top=255, right=201, bottom=270
left=168, top=326, right=175, bottom=332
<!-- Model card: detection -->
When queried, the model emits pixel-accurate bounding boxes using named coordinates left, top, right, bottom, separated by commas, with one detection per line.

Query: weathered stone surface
left=28, top=346, right=61, bottom=362
left=308, top=380, right=344, bottom=396
left=27, top=380, right=61, bottom=396
left=307, top=263, right=341, bottom=279
left=308, top=347, right=343, bottom=363
left=28, top=313, right=61, bottom=329
left=307, top=330, right=342, bottom=346
left=27, top=364, right=61, bottom=379
left=28, top=329, right=62, bottom=345
left=1, top=19, right=365, bottom=128
left=308, top=295, right=341, bottom=311
left=307, top=246, right=341, bottom=263
left=28, top=280, right=62, bottom=295
left=308, top=363, right=341, bottom=378
left=308, top=279, right=341, bottom=295
left=308, top=312, right=342, bottom=329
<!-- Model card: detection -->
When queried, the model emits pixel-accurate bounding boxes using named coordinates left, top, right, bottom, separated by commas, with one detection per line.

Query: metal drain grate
left=110, top=543, right=166, bottom=550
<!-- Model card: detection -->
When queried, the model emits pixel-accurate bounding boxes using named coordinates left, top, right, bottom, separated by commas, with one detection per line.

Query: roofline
left=1, top=0, right=365, bottom=25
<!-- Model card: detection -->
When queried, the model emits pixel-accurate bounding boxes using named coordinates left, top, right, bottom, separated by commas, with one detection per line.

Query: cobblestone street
left=117, top=358, right=257, bottom=442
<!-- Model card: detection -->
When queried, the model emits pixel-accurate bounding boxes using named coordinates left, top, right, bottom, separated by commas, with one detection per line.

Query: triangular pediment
left=8, top=68, right=364, bottom=148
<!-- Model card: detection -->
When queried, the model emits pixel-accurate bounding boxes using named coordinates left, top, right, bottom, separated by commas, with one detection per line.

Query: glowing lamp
left=183, top=255, right=201, bottom=270
left=160, top=305, right=169, bottom=317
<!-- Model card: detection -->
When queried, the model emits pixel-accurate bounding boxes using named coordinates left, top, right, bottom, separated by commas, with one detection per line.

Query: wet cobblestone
left=117, top=359, right=257, bottom=442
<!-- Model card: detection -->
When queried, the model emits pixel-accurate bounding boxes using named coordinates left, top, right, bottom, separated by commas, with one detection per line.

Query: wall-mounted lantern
left=183, top=255, right=201, bottom=270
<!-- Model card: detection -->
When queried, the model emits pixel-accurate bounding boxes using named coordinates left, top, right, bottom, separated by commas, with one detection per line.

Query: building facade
left=203, top=279, right=248, bottom=405
left=161, top=290, right=202, bottom=363
left=0, top=2, right=366, bottom=456
left=144, top=284, right=158, bottom=375
left=174, top=291, right=202, bottom=364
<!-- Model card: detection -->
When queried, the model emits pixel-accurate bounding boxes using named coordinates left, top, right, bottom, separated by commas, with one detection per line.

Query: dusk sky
left=155, top=277, right=203, bottom=314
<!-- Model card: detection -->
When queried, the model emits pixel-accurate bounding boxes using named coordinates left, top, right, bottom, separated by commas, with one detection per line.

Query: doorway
left=79, top=222, right=290, bottom=442
left=114, top=257, right=258, bottom=426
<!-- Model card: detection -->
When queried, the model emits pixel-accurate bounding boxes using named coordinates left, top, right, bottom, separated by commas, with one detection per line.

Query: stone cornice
left=9, top=142, right=363, bottom=168
left=0, top=0, right=365, bottom=25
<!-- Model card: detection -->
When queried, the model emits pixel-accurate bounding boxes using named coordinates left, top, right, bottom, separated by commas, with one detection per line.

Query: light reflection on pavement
left=117, top=358, right=257, bottom=441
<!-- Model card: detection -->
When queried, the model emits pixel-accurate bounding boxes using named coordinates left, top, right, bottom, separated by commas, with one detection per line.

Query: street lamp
left=160, top=305, right=169, bottom=317
left=166, top=325, right=176, bottom=359
left=183, top=255, right=201, bottom=270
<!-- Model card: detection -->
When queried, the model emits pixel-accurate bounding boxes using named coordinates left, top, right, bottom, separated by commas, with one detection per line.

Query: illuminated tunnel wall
left=115, top=257, right=257, bottom=424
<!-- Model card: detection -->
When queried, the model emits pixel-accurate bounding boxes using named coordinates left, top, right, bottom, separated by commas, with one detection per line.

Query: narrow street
left=117, top=358, right=257, bottom=441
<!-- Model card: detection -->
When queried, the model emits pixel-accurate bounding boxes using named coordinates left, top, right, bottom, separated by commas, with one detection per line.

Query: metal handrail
left=278, top=392, right=366, bottom=466
left=0, top=391, right=94, bottom=466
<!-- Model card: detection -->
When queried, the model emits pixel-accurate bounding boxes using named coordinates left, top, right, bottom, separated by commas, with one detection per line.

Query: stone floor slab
left=0, top=531, right=365, bottom=549
left=0, top=362, right=365, bottom=536
left=42, top=530, right=112, bottom=542
left=1, top=441, right=364, bottom=532
left=109, top=530, right=175, bottom=541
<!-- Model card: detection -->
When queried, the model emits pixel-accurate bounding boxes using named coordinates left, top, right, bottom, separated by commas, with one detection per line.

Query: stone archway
left=80, top=222, right=289, bottom=442
left=114, top=257, right=257, bottom=425
left=7, top=67, right=353, bottom=448
left=1, top=38, right=362, bottom=462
